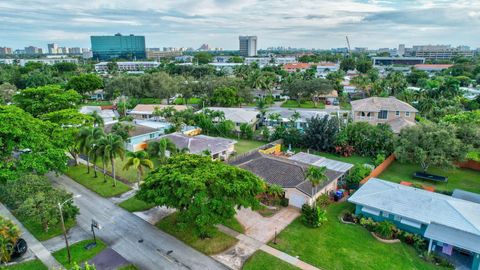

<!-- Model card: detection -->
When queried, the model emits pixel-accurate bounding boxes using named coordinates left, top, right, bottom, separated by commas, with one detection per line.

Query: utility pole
left=58, top=195, right=81, bottom=264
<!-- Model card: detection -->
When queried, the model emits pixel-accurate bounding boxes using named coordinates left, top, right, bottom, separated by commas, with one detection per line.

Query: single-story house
left=80, top=106, right=119, bottom=125
left=201, top=107, right=260, bottom=130
left=289, top=152, right=354, bottom=176
left=232, top=151, right=346, bottom=208
left=150, top=133, right=237, bottom=160
left=128, top=104, right=189, bottom=120
left=349, top=178, right=480, bottom=270
left=264, top=108, right=329, bottom=131
left=104, top=122, right=167, bottom=152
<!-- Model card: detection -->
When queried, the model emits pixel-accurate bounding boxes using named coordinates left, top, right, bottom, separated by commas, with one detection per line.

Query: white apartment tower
left=239, top=36, right=257, bottom=57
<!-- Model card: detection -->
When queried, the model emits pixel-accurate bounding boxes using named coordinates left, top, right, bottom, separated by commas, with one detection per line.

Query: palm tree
left=305, top=166, right=328, bottom=206
left=78, top=127, right=105, bottom=174
left=99, top=134, right=125, bottom=187
left=89, top=111, right=104, bottom=127
left=123, top=151, right=153, bottom=188
left=90, top=144, right=101, bottom=178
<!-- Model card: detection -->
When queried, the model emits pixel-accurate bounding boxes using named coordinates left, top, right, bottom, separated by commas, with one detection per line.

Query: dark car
left=11, top=238, right=28, bottom=259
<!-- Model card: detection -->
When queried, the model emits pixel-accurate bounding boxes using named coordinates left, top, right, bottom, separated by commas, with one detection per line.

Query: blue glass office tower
left=91, top=33, right=146, bottom=60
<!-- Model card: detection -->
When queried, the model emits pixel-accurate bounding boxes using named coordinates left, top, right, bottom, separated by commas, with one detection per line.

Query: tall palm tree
left=123, top=151, right=153, bottom=188
left=78, top=127, right=105, bottom=174
left=89, top=111, right=104, bottom=127
left=305, top=166, right=328, bottom=206
left=99, top=134, right=125, bottom=187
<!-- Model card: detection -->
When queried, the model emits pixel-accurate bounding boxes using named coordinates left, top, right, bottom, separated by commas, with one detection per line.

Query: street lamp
left=58, top=195, right=81, bottom=264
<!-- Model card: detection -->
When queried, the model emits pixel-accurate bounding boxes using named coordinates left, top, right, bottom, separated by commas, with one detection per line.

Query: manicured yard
left=18, top=215, right=75, bottom=241
left=1, top=259, right=47, bottom=270
left=65, top=164, right=131, bottom=197
left=52, top=239, right=106, bottom=268
left=378, top=161, right=480, bottom=194
left=234, top=139, right=266, bottom=155
left=156, top=213, right=238, bottom=255
left=118, top=196, right=155, bottom=212
left=222, top=218, right=245, bottom=233
left=270, top=202, right=442, bottom=270
left=93, top=157, right=139, bottom=183
left=133, top=98, right=162, bottom=104
left=281, top=100, right=325, bottom=109
left=174, top=97, right=201, bottom=105
left=242, top=251, right=299, bottom=270
left=292, top=148, right=373, bottom=165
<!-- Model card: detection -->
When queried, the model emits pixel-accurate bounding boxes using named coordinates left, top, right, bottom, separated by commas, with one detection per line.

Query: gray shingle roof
left=452, top=189, right=480, bottom=204
left=289, top=152, right=354, bottom=173
left=202, top=107, right=259, bottom=123
left=348, top=179, right=480, bottom=237
left=236, top=152, right=344, bottom=197
left=351, top=97, right=418, bottom=113
left=425, top=222, right=480, bottom=254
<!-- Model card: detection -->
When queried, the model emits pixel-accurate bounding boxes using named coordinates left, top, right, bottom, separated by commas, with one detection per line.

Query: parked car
left=325, top=100, right=332, bottom=105
left=333, top=100, right=339, bottom=106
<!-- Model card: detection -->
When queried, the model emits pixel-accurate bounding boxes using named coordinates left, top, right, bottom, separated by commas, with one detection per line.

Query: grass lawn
left=234, top=139, right=266, bottom=155
left=83, top=100, right=113, bottom=106
left=174, top=97, right=201, bottom=105
left=133, top=98, right=162, bottom=104
left=222, top=218, right=244, bottom=233
left=281, top=100, right=325, bottom=109
left=118, top=196, right=155, bottom=212
left=117, top=265, right=138, bottom=270
left=242, top=251, right=299, bottom=270
left=53, top=239, right=106, bottom=269
left=93, top=157, right=139, bottom=183
left=292, top=148, right=373, bottom=165
left=340, top=101, right=351, bottom=110
left=156, top=213, right=238, bottom=255
left=66, top=164, right=131, bottom=197
left=17, top=215, right=75, bottom=241
left=270, top=202, right=442, bottom=270
left=378, top=161, right=480, bottom=194
left=0, top=259, right=47, bottom=270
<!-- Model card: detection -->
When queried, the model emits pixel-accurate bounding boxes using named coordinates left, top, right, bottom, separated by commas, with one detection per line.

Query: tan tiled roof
left=351, top=97, right=418, bottom=113
left=386, top=117, right=416, bottom=133
left=130, top=104, right=189, bottom=114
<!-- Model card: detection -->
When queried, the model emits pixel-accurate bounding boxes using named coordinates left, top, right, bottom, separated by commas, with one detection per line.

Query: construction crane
left=345, top=36, right=351, bottom=56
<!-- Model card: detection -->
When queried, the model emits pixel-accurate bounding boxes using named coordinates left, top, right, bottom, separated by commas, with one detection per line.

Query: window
left=378, top=110, right=388, bottom=119
left=394, top=215, right=402, bottom=222
left=405, top=112, right=411, bottom=117
left=382, top=211, right=389, bottom=218
left=149, top=133, right=155, bottom=139
left=360, top=112, right=366, bottom=119
left=367, top=112, right=372, bottom=119
left=362, top=207, right=380, bottom=216
left=396, top=111, right=400, bottom=116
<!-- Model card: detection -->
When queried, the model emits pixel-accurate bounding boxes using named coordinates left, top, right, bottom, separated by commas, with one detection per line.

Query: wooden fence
left=455, top=160, right=480, bottom=171
left=360, top=154, right=396, bottom=185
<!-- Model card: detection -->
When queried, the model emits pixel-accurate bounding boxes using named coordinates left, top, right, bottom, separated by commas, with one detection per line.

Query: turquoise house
left=348, top=179, right=480, bottom=270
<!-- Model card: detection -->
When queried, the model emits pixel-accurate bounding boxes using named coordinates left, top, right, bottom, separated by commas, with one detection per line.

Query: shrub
left=346, top=164, right=371, bottom=189
left=0, top=216, right=20, bottom=262
left=316, top=193, right=331, bottom=209
left=375, top=221, right=395, bottom=239
left=280, top=197, right=289, bottom=207
left=359, top=217, right=377, bottom=231
left=373, top=153, right=386, bottom=167
left=301, top=204, right=328, bottom=228
left=413, top=234, right=426, bottom=252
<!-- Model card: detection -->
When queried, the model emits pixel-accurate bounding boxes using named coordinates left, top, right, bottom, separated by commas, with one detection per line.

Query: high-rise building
left=0, top=47, right=12, bottom=55
left=24, top=46, right=43, bottom=55
left=68, top=47, right=81, bottom=54
left=239, top=36, right=257, bottom=57
left=398, top=44, right=405, bottom=57
left=90, top=33, right=146, bottom=60
left=410, top=45, right=473, bottom=60
left=47, top=43, right=58, bottom=54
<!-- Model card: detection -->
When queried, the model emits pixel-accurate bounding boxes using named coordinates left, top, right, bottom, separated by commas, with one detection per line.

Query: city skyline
left=0, top=0, right=479, bottom=50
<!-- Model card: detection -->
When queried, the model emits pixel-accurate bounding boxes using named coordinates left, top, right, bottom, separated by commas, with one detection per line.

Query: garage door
left=289, top=193, right=306, bottom=208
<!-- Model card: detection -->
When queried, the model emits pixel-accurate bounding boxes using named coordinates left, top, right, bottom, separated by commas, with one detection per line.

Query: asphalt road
left=48, top=172, right=227, bottom=270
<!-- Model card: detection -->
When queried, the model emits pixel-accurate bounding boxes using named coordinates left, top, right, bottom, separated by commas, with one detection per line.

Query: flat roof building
left=91, top=33, right=146, bottom=61
left=239, top=36, right=257, bottom=57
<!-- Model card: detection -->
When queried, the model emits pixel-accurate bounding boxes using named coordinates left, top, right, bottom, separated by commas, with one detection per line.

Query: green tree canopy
left=194, top=52, right=213, bottom=65
left=66, top=74, right=103, bottom=95
left=0, top=216, right=20, bottom=262
left=395, top=123, right=468, bottom=172
left=13, top=85, right=82, bottom=117
left=137, top=154, right=264, bottom=237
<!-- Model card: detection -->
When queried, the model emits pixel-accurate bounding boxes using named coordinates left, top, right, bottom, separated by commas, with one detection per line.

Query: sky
left=0, top=0, right=479, bottom=50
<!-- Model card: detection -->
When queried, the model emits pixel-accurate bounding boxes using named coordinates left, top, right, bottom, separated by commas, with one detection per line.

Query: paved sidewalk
left=42, top=226, right=91, bottom=252
left=0, top=203, right=64, bottom=269
left=218, top=224, right=320, bottom=270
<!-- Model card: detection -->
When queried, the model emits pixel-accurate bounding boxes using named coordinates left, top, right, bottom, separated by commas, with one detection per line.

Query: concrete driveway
left=236, top=207, right=300, bottom=243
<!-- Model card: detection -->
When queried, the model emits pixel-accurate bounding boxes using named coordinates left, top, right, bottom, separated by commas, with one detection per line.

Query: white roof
left=289, top=152, right=354, bottom=173
left=203, top=107, right=259, bottom=123
left=348, top=179, right=480, bottom=237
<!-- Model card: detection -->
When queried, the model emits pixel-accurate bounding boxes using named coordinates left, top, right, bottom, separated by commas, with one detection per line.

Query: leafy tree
left=147, top=138, right=178, bottom=163
left=395, top=123, right=468, bottom=172
left=137, top=154, right=264, bottom=237
left=194, top=52, right=213, bottom=65
left=239, top=123, right=254, bottom=139
left=336, top=122, right=394, bottom=157
left=89, top=111, right=104, bottom=127
left=351, top=75, right=372, bottom=96
left=78, top=127, right=105, bottom=174
left=228, top=56, right=244, bottom=63
left=111, top=122, right=134, bottom=141
left=305, top=166, right=328, bottom=205
left=303, top=115, right=340, bottom=152
left=345, top=164, right=371, bottom=189
left=98, top=134, right=125, bottom=187
left=66, top=74, right=103, bottom=95
left=123, top=151, right=154, bottom=188
left=326, top=70, right=345, bottom=93
left=0, top=83, right=17, bottom=104
left=384, top=71, right=408, bottom=96
left=0, top=106, right=68, bottom=182
left=356, top=59, right=373, bottom=74
left=407, top=68, right=429, bottom=86
left=13, top=85, right=82, bottom=117
left=53, top=62, right=77, bottom=73
left=301, top=204, right=327, bottom=228
left=0, top=216, right=20, bottom=263
left=340, top=58, right=356, bottom=72
left=211, top=86, right=242, bottom=107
